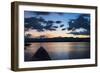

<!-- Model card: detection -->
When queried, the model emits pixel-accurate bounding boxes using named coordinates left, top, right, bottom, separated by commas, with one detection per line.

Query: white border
left=18, top=5, right=96, bottom=68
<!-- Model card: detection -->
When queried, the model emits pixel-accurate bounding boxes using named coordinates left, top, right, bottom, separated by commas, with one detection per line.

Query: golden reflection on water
left=25, top=42, right=90, bottom=60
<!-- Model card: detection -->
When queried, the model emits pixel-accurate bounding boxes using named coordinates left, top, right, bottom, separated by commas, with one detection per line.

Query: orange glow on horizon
left=25, top=29, right=90, bottom=38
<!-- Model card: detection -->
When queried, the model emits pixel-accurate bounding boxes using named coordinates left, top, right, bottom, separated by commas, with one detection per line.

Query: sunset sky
left=24, top=11, right=90, bottom=38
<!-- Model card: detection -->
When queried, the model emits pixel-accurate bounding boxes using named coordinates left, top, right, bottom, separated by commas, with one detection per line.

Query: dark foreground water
left=24, top=42, right=90, bottom=61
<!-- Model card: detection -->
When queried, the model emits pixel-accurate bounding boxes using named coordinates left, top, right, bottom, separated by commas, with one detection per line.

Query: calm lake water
left=24, top=42, right=90, bottom=61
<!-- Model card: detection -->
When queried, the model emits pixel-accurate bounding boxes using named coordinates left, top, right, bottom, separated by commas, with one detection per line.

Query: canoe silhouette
left=31, top=46, right=51, bottom=61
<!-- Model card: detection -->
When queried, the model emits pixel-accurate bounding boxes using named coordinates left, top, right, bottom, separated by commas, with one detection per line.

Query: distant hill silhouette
left=31, top=47, right=51, bottom=61
left=25, top=37, right=90, bottom=42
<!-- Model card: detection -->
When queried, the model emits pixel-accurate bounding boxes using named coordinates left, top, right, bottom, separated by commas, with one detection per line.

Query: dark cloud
left=69, top=31, right=90, bottom=35
left=33, top=12, right=50, bottom=15
left=56, top=21, right=62, bottom=24
left=47, top=20, right=54, bottom=24
left=60, top=24, right=64, bottom=27
left=68, top=14, right=90, bottom=31
left=48, top=28, right=56, bottom=31
left=52, top=26, right=58, bottom=28
left=25, top=17, right=45, bottom=31
left=68, top=27, right=73, bottom=30
left=25, top=17, right=56, bottom=31
left=68, top=14, right=90, bottom=35
left=44, top=20, right=54, bottom=30
left=62, top=28, right=66, bottom=31
left=25, top=11, right=90, bottom=35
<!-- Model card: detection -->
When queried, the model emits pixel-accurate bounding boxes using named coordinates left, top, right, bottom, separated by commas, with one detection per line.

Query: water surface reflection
left=24, top=42, right=90, bottom=61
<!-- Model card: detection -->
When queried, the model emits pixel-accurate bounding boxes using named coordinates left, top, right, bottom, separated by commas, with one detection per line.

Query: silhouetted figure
left=31, top=46, right=51, bottom=61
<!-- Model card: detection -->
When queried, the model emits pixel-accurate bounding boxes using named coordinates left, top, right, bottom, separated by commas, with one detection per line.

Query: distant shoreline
left=25, top=38, right=90, bottom=42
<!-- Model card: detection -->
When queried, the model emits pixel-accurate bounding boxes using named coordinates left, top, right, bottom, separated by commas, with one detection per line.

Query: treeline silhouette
left=25, top=37, right=90, bottom=42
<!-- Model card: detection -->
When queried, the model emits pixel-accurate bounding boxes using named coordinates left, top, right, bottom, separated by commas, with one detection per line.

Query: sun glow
left=25, top=29, right=90, bottom=38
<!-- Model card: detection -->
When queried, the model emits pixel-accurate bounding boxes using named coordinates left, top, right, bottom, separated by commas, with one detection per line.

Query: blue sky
left=24, top=11, right=80, bottom=28
left=24, top=11, right=90, bottom=38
